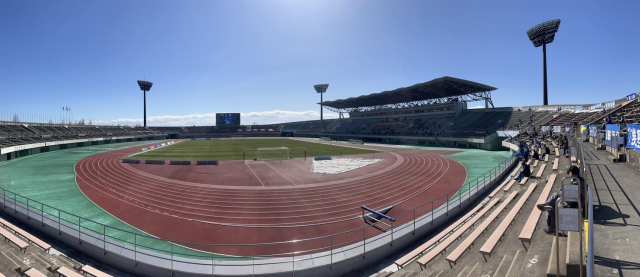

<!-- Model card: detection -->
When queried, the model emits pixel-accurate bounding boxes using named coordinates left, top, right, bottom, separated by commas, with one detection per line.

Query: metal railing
left=0, top=156, right=515, bottom=275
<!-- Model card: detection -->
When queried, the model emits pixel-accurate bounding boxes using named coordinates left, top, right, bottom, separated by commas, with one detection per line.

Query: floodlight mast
left=527, top=19, right=561, bottom=106
left=314, top=84, right=329, bottom=121
left=137, top=80, right=153, bottom=128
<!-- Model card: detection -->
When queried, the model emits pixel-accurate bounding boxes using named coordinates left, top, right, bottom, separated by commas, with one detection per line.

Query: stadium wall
left=0, top=135, right=165, bottom=161
left=284, top=132, right=504, bottom=151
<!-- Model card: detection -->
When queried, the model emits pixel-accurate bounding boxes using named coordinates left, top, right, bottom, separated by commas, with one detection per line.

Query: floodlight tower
left=314, top=84, right=329, bottom=121
left=137, top=80, right=153, bottom=128
left=527, top=19, right=561, bottom=106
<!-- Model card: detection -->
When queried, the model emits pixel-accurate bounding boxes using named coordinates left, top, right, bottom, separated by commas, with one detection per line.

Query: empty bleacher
left=519, top=174, right=557, bottom=245
left=546, top=111, right=599, bottom=126
left=0, top=122, right=162, bottom=149
left=0, top=212, right=117, bottom=276
left=442, top=191, right=518, bottom=265
left=387, top=136, right=572, bottom=277
left=599, top=98, right=640, bottom=124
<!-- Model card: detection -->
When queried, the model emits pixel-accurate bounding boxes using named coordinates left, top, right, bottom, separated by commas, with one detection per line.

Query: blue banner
left=627, top=124, right=640, bottom=153
left=605, top=124, right=622, bottom=149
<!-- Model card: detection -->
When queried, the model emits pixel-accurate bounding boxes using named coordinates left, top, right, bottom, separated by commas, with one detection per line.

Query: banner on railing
left=627, top=124, right=640, bottom=153
left=605, top=124, right=622, bottom=149
left=588, top=125, right=599, bottom=138
left=627, top=93, right=638, bottom=102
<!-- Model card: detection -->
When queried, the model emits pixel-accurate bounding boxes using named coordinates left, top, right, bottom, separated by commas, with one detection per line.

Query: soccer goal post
left=255, top=147, right=290, bottom=160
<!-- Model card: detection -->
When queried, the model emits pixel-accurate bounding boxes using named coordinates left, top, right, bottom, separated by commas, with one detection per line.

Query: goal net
left=255, top=147, right=290, bottom=161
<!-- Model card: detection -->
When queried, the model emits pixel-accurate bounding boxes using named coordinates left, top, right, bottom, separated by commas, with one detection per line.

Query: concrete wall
left=289, top=132, right=498, bottom=150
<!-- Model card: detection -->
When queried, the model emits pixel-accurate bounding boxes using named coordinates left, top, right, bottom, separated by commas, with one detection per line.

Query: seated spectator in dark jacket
left=515, top=162, right=531, bottom=182
left=537, top=191, right=560, bottom=234
left=532, top=150, right=540, bottom=161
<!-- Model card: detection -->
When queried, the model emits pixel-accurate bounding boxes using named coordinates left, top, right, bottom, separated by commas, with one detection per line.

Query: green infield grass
left=132, top=138, right=376, bottom=161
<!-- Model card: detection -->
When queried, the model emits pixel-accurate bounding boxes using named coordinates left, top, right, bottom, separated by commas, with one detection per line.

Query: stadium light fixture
left=527, top=19, right=561, bottom=106
left=314, top=84, right=329, bottom=121
left=137, top=80, right=153, bottom=128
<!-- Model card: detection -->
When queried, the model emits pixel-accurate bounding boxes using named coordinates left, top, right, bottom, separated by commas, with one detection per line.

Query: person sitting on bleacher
left=537, top=192, right=560, bottom=234
left=566, top=165, right=587, bottom=217
left=532, top=149, right=540, bottom=161
left=515, top=161, right=531, bottom=182
left=521, top=144, right=530, bottom=161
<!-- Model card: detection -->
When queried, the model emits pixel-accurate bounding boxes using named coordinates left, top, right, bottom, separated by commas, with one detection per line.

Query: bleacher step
left=566, top=231, right=585, bottom=277
left=546, top=236, right=567, bottom=277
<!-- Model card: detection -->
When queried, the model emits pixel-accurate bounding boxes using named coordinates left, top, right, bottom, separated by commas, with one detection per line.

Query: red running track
left=75, top=146, right=466, bottom=256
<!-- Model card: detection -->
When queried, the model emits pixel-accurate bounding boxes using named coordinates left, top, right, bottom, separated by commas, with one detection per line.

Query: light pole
left=314, top=84, right=329, bottom=121
left=527, top=19, right=561, bottom=106
left=137, top=80, right=153, bottom=128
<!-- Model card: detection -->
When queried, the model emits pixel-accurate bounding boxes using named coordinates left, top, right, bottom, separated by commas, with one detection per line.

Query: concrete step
left=546, top=236, right=567, bottom=277
left=566, top=231, right=585, bottom=277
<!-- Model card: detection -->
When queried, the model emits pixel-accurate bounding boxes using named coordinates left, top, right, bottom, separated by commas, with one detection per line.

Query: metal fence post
left=211, top=255, right=215, bottom=276
left=587, top=188, right=594, bottom=277
left=134, top=233, right=138, bottom=266
left=103, top=225, right=107, bottom=255
left=412, top=208, right=416, bottom=234
left=431, top=200, right=434, bottom=225
left=171, top=243, right=175, bottom=277
left=78, top=217, right=81, bottom=244
left=446, top=194, right=449, bottom=216
left=57, top=210, right=61, bottom=235
left=362, top=227, right=366, bottom=258
left=292, top=251, right=296, bottom=276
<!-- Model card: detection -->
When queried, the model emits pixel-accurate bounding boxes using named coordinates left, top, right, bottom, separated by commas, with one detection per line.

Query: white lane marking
left=505, top=249, right=521, bottom=277
left=263, top=162, right=297, bottom=186
left=493, top=255, right=508, bottom=277
left=1, top=250, right=21, bottom=268
left=466, top=262, right=480, bottom=277
left=457, top=265, right=469, bottom=277
left=244, top=161, right=266, bottom=187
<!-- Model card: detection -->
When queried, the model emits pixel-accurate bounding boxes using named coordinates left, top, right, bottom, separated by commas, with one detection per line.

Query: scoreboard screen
left=216, top=113, right=240, bottom=126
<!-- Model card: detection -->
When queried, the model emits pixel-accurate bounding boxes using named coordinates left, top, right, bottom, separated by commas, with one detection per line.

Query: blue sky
left=1, top=0, right=639, bottom=126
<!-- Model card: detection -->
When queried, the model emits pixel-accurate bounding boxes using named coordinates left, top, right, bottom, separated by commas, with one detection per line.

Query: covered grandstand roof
left=322, top=76, right=497, bottom=109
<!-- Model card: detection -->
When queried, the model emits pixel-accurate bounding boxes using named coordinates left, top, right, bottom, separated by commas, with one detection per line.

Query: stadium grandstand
left=0, top=122, right=164, bottom=160
left=277, top=76, right=509, bottom=149
left=1, top=87, right=640, bottom=276
left=3, top=3, right=640, bottom=276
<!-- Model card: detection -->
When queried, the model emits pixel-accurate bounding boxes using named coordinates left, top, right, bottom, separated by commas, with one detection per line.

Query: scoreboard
left=216, top=113, right=240, bottom=126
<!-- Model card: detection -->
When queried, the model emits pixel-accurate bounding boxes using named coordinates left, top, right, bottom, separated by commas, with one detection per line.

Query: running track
left=75, top=146, right=466, bottom=256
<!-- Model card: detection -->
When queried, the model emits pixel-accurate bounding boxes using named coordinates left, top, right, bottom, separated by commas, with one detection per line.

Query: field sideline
left=132, top=138, right=377, bottom=161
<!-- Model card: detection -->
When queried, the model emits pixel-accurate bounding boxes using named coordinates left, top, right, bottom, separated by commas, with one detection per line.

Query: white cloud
left=95, top=110, right=338, bottom=126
